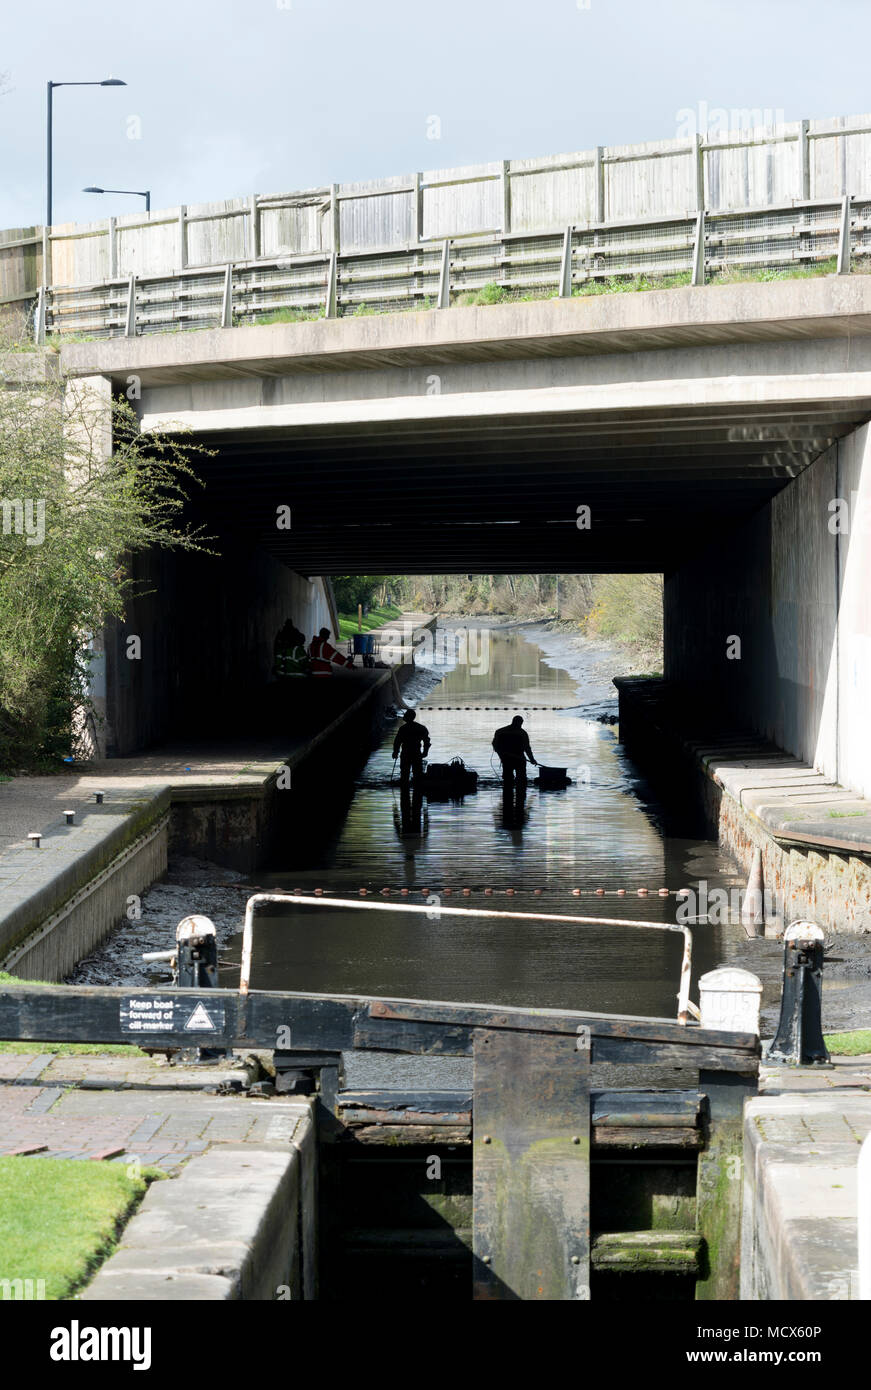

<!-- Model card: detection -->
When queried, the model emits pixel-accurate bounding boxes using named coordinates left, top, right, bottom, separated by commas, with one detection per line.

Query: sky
left=1, top=0, right=870, bottom=230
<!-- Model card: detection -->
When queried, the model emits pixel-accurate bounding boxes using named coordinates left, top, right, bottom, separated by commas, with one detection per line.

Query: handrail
left=34, top=192, right=869, bottom=342
left=238, top=892, right=696, bottom=1025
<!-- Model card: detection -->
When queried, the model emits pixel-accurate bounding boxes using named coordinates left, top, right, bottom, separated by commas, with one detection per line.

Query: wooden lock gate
left=0, top=975, right=760, bottom=1301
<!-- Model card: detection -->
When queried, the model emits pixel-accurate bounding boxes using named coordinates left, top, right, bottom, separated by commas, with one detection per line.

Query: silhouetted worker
left=273, top=619, right=309, bottom=678
left=493, top=714, right=538, bottom=792
left=308, top=627, right=351, bottom=677
left=393, top=708, right=430, bottom=788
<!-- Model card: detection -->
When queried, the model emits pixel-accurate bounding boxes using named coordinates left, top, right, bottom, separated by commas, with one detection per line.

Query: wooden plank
left=591, top=1089, right=701, bottom=1126
left=338, top=1089, right=473, bottom=1111
left=592, top=1126, right=703, bottom=1150
left=342, top=1125, right=471, bottom=1146
left=593, top=1038, right=759, bottom=1072
left=592, top=1230, right=703, bottom=1274
left=695, top=1070, right=756, bottom=1300
left=365, top=996, right=759, bottom=1051
left=340, top=1108, right=471, bottom=1126
left=352, top=1015, right=473, bottom=1055
left=0, top=985, right=759, bottom=1075
left=473, top=1029, right=590, bottom=1301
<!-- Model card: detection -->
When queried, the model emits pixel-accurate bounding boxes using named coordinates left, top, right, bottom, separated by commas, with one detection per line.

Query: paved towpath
left=0, top=1050, right=300, bottom=1173
left=745, top=1053, right=871, bottom=1299
left=0, top=612, right=435, bottom=863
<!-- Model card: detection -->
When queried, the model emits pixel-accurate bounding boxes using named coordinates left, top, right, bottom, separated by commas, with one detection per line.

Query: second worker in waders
left=392, top=708, right=430, bottom=789
left=492, top=714, right=538, bottom=792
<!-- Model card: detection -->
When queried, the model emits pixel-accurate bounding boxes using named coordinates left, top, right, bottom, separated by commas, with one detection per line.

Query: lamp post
left=46, top=77, right=126, bottom=227
left=84, top=187, right=151, bottom=214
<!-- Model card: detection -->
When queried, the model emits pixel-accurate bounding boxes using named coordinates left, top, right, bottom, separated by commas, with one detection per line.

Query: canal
left=239, top=624, right=751, bottom=1022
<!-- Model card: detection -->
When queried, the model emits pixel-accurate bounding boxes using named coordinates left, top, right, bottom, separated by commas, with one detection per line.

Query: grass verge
left=0, top=1155, right=158, bottom=1299
left=823, top=1029, right=871, bottom=1056
left=0, top=972, right=146, bottom=1056
left=337, top=603, right=402, bottom=640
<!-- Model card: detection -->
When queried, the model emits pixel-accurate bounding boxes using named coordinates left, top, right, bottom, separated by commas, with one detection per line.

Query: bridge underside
left=61, top=284, right=871, bottom=783
left=188, top=400, right=865, bottom=573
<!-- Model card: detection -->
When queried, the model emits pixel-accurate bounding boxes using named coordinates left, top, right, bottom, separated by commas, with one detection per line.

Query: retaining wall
left=0, top=791, right=170, bottom=980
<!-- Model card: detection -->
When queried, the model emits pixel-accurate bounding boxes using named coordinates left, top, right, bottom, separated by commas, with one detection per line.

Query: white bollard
left=699, top=967, right=763, bottom=1036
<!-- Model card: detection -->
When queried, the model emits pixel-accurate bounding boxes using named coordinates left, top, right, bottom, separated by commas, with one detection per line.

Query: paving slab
left=81, top=1132, right=311, bottom=1301
left=742, top=1056, right=871, bottom=1300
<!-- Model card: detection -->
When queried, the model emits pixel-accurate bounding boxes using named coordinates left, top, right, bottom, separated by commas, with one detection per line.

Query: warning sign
left=183, top=1002, right=218, bottom=1032
left=120, top=996, right=226, bottom=1035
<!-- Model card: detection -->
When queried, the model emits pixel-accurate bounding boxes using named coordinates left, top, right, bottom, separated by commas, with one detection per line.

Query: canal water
left=240, top=626, right=750, bottom=1023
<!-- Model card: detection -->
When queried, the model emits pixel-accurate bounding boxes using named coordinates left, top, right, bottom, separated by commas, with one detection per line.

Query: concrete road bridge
left=57, top=277, right=871, bottom=815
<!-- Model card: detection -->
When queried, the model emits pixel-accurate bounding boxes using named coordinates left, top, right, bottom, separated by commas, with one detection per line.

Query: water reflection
left=243, top=628, right=747, bottom=1017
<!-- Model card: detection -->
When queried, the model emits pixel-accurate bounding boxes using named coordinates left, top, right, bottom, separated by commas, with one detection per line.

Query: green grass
left=0, top=973, right=146, bottom=1056
left=44, top=333, right=98, bottom=348
left=573, top=271, right=693, bottom=297
left=0, top=971, right=56, bottom=987
left=249, top=306, right=324, bottom=326
left=457, top=281, right=510, bottom=306
left=711, top=256, right=838, bottom=284
left=337, top=603, right=403, bottom=640
left=823, top=1029, right=871, bottom=1056
left=0, top=1041, right=146, bottom=1056
left=0, top=1155, right=154, bottom=1299
left=569, top=260, right=838, bottom=298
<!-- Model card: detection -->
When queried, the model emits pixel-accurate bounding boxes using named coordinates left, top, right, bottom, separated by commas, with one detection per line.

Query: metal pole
left=46, top=82, right=53, bottom=229
left=837, top=194, right=852, bottom=275
left=691, top=210, right=706, bottom=286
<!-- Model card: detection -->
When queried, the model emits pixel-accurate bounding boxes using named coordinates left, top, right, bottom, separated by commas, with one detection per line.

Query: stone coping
left=743, top=1057, right=871, bottom=1300
left=615, top=678, right=871, bottom=856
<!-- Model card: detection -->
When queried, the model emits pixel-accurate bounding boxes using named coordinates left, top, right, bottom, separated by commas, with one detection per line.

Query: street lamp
left=84, top=186, right=151, bottom=214
left=46, top=77, right=126, bottom=227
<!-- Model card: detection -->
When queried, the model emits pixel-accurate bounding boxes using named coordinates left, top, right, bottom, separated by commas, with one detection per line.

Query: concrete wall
left=104, top=546, right=334, bottom=756
left=664, top=422, right=871, bottom=798
left=0, top=789, right=170, bottom=981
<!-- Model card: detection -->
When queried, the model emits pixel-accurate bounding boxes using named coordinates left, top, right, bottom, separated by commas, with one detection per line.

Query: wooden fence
left=2, top=112, right=870, bottom=337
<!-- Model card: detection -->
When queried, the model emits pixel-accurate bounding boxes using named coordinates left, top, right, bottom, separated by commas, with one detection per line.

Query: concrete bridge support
left=101, top=546, right=336, bottom=756
left=664, top=419, right=871, bottom=801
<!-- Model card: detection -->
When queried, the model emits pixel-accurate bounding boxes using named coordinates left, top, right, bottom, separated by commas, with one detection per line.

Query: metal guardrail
left=30, top=194, right=871, bottom=343
left=237, top=892, right=698, bottom=1024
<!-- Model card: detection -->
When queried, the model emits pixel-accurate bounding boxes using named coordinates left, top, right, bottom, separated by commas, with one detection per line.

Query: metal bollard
left=142, top=916, right=224, bottom=1061
left=174, top=915, right=225, bottom=1060
left=175, top=915, right=219, bottom=990
left=767, top=921, right=830, bottom=1065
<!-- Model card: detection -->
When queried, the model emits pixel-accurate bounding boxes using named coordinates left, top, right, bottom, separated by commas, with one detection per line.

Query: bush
left=0, top=361, right=212, bottom=769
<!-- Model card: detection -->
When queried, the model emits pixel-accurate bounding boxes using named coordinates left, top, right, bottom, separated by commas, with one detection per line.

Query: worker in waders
left=392, top=708, right=430, bottom=789
left=273, top=619, right=310, bottom=678
left=308, top=627, right=351, bottom=676
left=492, top=714, right=538, bottom=792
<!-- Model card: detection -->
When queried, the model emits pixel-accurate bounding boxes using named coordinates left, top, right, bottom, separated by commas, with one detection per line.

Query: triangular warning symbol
left=184, top=1002, right=216, bottom=1031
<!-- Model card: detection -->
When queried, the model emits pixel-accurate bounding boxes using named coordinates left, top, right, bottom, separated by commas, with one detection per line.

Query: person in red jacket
left=308, top=627, right=351, bottom=676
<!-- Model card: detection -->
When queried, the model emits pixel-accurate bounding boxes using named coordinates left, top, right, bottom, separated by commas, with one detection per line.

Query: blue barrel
left=353, top=633, right=375, bottom=655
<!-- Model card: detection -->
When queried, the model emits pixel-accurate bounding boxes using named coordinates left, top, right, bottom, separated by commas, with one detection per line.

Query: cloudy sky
left=1, top=0, right=869, bottom=229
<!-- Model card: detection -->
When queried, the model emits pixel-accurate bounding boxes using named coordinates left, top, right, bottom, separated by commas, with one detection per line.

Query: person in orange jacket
left=308, top=627, right=351, bottom=676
